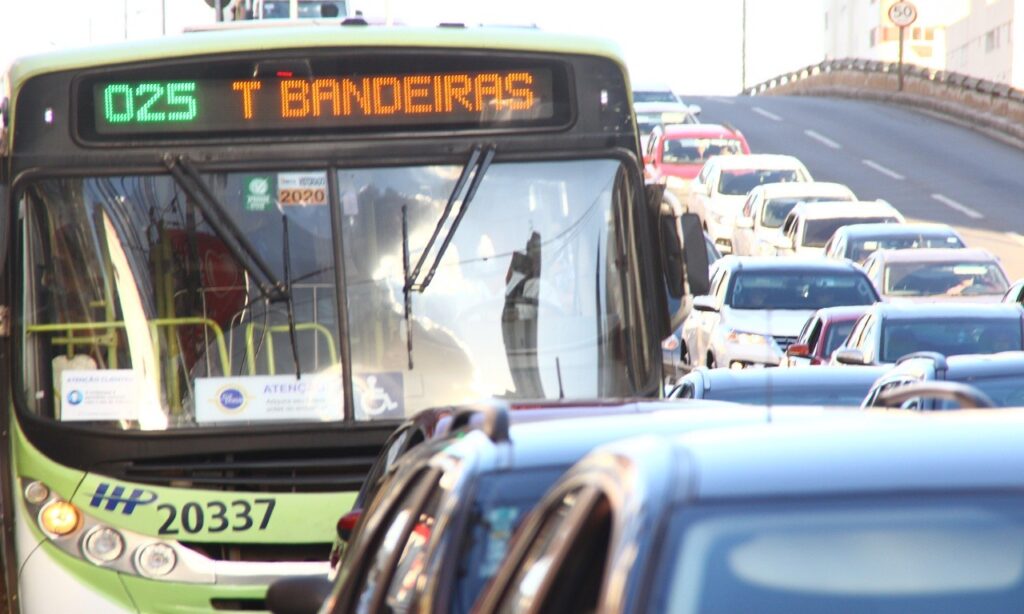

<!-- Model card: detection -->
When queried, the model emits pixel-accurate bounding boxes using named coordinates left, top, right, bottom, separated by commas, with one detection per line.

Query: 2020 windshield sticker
left=59, top=369, right=141, bottom=422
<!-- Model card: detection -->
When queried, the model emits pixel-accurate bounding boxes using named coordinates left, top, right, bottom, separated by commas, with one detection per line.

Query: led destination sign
left=89, top=68, right=558, bottom=137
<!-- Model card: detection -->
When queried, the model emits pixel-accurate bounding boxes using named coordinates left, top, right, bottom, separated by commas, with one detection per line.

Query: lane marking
left=1009, top=232, right=1024, bottom=247
left=804, top=129, right=842, bottom=149
left=751, top=106, right=782, bottom=121
left=706, top=96, right=736, bottom=105
left=931, top=193, right=984, bottom=219
left=861, top=159, right=905, bottom=180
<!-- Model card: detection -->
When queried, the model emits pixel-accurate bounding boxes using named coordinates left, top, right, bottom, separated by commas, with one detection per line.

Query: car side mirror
left=735, top=216, right=753, bottom=229
left=266, top=576, right=334, bottom=614
left=785, top=342, right=810, bottom=358
left=834, top=347, right=868, bottom=365
left=692, top=295, right=718, bottom=312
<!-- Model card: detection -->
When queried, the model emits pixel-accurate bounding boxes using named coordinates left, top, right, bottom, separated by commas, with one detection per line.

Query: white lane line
left=861, top=159, right=905, bottom=180
left=1009, top=232, right=1024, bottom=247
left=706, top=96, right=736, bottom=105
left=931, top=193, right=984, bottom=220
left=751, top=106, right=782, bottom=121
left=804, top=129, right=842, bottom=149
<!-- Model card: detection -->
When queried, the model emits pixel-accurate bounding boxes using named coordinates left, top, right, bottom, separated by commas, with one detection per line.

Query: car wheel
left=706, top=352, right=717, bottom=369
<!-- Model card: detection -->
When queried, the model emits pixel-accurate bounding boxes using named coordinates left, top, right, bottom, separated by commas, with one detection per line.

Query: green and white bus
left=0, top=25, right=704, bottom=611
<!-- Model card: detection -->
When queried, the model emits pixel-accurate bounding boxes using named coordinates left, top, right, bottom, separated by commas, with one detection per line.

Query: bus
left=0, top=26, right=705, bottom=611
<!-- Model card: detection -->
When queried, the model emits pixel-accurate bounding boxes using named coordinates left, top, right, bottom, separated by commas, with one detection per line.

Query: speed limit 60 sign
left=889, top=1, right=918, bottom=27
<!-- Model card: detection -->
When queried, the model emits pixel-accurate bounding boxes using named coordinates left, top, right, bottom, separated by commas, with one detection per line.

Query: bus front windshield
left=18, top=159, right=649, bottom=431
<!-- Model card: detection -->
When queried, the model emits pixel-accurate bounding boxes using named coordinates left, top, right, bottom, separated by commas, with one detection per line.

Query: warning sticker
left=61, top=370, right=141, bottom=422
left=277, top=172, right=328, bottom=207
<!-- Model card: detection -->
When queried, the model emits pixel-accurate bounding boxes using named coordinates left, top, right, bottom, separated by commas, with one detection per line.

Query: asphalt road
left=691, top=95, right=1024, bottom=280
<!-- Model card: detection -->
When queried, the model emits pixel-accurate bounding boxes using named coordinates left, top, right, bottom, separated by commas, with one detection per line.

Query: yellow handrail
left=244, top=322, right=338, bottom=375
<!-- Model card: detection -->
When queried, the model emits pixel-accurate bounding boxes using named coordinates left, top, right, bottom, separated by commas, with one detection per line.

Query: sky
left=0, top=0, right=825, bottom=95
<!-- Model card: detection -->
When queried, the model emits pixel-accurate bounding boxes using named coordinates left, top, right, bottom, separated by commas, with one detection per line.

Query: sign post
left=888, top=1, right=918, bottom=92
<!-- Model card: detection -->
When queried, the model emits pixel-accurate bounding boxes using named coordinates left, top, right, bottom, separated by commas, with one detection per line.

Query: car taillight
left=337, top=510, right=362, bottom=542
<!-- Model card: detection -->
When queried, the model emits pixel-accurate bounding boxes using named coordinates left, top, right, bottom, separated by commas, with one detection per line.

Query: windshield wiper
left=401, top=145, right=496, bottom=369
left=164, top=154, right=288, bottom=303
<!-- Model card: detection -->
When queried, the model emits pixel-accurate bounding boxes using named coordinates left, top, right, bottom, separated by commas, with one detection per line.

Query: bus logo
left=66, top=390, right=84, bottom=406
left=89, top=483, right=158, bottom=515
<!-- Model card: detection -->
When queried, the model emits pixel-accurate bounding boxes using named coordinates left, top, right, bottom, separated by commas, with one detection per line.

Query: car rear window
left=663, top=138, right=743, bottom=164
left=653, top=495, right=1024, bottom=613
left=802, top=216, right=898, bottom=247
left=884, top=262, right=1009, bottom=297
left=718, top=169, right=802, bottom=195
left=848, top=233, right=964, bottom=262
left=880, top=318, right=1022, bottom=362
left=761, top=196, right=853, bottom=229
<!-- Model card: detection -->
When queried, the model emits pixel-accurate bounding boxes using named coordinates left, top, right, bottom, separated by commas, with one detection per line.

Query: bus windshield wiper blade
left=405, top=145, right=496, bottom=294
left=164, top=154, right=288, bottom=303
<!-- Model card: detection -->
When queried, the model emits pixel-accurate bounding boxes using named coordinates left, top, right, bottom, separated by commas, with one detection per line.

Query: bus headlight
left=83, top=526, right=125, bottom=563
left=136, top=543, right=177, bottom=577
left=39, top=500, right=81, bottom=537
left=24, top=481, right=50, bottom=505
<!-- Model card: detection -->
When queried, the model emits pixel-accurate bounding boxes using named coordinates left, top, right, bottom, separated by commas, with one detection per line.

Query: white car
left=687, top=154, right=812, bottom=254
left=681, top=257, right=880, bottom=369
left=862, top=247, right=1010, bottom=303
left=774, top=200, right=905, bottom=258
left=732, top=181, right=857, bottom=257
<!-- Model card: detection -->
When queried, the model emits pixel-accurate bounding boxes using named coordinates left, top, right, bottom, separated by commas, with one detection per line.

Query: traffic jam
left=7, top=1, right=1024, bottom=612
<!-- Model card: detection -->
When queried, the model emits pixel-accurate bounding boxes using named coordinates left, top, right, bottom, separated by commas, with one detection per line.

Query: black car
left=478, top=409, right=1024, bottom=612
left=272, top=401, right=807, bottom=614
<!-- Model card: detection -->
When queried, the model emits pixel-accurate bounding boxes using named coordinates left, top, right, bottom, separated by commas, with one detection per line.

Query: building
left=824, top=0, right=970, bottom=70
left=946, top=0, right=1024, bottom=86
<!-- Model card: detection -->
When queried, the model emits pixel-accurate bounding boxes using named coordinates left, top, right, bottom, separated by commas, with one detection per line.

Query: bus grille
left=96, top=447, right=379, bottom=493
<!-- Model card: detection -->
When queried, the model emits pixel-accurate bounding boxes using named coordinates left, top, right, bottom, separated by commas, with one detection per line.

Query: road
left=692, top=95, right=1024, bottom=280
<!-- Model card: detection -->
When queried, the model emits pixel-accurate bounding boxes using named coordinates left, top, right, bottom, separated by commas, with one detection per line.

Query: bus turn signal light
left=39, top=501, right=81, bottom=536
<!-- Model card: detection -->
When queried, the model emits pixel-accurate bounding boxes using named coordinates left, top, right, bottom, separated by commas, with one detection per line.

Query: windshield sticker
left=194, top=374, right=343, bottom=424
left=60, top=369, right=141, bottom=422
left=277, top=172, right=328, bottom=207
left=354, top=372, right=404, bottom=420
left=481, top=506, right=521, bottom=576
left=244, top=175, right=276, bottom=212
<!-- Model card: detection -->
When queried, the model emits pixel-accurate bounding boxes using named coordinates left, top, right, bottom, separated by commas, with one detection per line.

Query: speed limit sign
left=889, top=1, right=918, bottom=27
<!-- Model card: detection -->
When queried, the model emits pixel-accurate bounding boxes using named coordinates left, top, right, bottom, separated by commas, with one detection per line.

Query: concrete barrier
left=748, top=59, right=1024, bottom=148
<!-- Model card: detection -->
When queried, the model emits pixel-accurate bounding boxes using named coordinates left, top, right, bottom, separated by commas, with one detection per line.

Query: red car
left=785, top=305, right=870, bottom=367
left=644, top=123, right=750, bottom=209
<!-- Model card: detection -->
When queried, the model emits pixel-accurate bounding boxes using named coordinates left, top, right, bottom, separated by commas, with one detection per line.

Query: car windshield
left=653, top=496, right=1024, bottom=613
left=17, top=159, right=651, bottom=431
left=662, top=138, right=743, bottom=164
left=718, top=169, right=802, bottom=195
left=728, top=271, right=877, bottom=310
left=848, top=234, right=964, bottom=262
left=761, top=196, right=852, bottom=228
left=802, top=216, right=897, bottom=247
left=705, top=381, right=871, bottom=406
left=880, top=319, right=1022, bottom=362
left=884, top=261, right=1009, bottom=297
left=823, top=320, right=857, bottom=357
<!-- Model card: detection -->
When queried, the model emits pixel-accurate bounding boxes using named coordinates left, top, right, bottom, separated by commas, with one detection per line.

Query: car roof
left=660, top=123, right=739, bottom=139
left=685, top=365, right=889, bottom=393
left=714, top=255, right=860, bottom=273
left=749, top=181, right=854, bottom=199
left=835, top=222, right=959, bottom=239
left=633, top=101, right=693, bottom=113
left=669, top=410, right=1024, bottom=499
left=866, top=301, right=1024, bottom=319
left=869, top=246, right=997, bottom=263
left=710, top=154, right=807, bottom=171
left=788, top=200, right=900, bottom=220
left=938, top=351, right=1024, bottom=379
left=813, top=304, right=872, bottom=321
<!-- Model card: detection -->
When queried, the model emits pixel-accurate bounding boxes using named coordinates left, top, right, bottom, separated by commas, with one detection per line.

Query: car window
left=718, top=169, right=802, bottom=195
left=805, top=318, right=824, bottom=352
left=495, top=488, right=595, bottom=614
left=802, top=216, right=900, bottom=248
left=884, top=261, right=1009, bottom=297
left=845, top=315, right=870, bottom=350
left=712, top=270, right=731, bottom=303
left=741, top=194, right=756, bottom=218
left=879, top=318, right=1023, bottom=363
left=823, top=320, right=857, bottom=357
left=383, top=481, right=448, bottom=612
left=534, top=494, right=614, bottom=614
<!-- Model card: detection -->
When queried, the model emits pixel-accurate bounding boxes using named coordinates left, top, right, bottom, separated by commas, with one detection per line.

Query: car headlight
left=725, top=330, right=772, bottom=346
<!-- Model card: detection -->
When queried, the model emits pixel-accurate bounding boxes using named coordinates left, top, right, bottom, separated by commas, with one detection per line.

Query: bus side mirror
left=681, top=213, right=710, bottom=297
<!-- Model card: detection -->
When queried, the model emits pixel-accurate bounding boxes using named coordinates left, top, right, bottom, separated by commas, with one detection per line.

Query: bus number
left=103, top=82, right=199, bottom=124
left=157, top=498, right=275, bottom=535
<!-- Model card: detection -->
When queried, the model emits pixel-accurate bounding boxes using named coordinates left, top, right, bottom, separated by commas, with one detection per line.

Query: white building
left=946, top=0, right=1024, bottom=86
left=824, top=0, right=970, bottom=70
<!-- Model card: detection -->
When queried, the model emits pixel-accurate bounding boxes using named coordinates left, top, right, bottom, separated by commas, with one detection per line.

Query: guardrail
left=746, top=58, right=1024, bottom=146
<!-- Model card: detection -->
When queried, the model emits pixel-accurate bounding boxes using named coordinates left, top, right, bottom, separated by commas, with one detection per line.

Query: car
left=784, top=305, right=870, bottom=366
left=831, top=302, right=1024, bottom=366
left=731, top=181, right=857, bottom=257
left=862, top=247, right=1010, bottom=303
left=681, top=257, right=879, bottom=369
left=634, top=101, right=699, bottom=150
left=296, top=401, right=799, bottom=614
left=863, top=351, right=1024, bottom=409
left=823, top=222, right=966, bottom=264
left=669, top=364, right=888, bottom=405
left=632, top=82, right=702, bottom=116
left=477, top=409, right=1024, bottom=613
left=644, top=123, right=751, bottom=209
left=774, top=199, right=905, bottom=257
left=687, top=154, right=813, bottom=254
